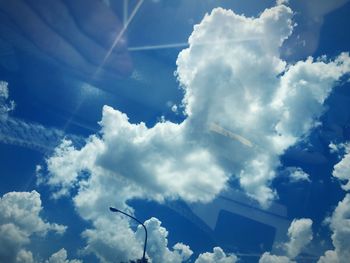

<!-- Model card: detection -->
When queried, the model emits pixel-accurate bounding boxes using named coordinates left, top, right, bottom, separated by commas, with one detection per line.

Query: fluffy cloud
left=317, top=194, right=350, bottom=263
left=259, top=252, right=295, bottom=263
left=329, top=142, right=347, bottom=155
left=318, top=250, right=339, bottom=263
left=78, top=209, right=193, bottom=262
left=0, top=224, right=34, bottom=263
left=258, top=218, right=312, bottom=262
left=285, top=218, right=313, bottom=258
left=276, top=0, right=289, bottom=6
left=332, top=143, right=350, bottom=191
left=43, top=115, right=227, bottom=203
left=43, top=2, right=350, bottom=210
left=81, top=216, right=141, bottom=262
left=317, top=143, right=350, bottom=263
left=195, top=247, right=237, bottom=263
left=45, top=249, right=81, bottom=263
left=286, top=167, right=311, bottom=182
left=0, top=191, right=66, bottom=263
left=43, top=142, right=230, bottom=263
left=176, top=5, right=350, bottom=206
left=40, top=2, right=350, bottom=262
left=52, top=159, right=191, bottom=263
left=136, top=217, right=193, bottom=263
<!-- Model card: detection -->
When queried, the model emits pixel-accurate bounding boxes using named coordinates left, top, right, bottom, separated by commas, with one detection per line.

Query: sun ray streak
left=95, top=0, right=143, bottom=77
left=123, top=0, right=128, bottom=27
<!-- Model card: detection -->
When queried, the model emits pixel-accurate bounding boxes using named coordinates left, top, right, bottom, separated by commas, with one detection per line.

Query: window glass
left=1, top=1, right=350, bottom=262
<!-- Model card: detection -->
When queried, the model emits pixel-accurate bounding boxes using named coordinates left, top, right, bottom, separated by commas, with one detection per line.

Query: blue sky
left=1, top=1, right=350, bottom=262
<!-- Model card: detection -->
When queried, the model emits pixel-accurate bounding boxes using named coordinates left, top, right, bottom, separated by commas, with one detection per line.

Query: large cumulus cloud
left=176, top=5, right=350, bottom=205
left=42, top=2, right=350, bottom=210
left=39, top=2, right=350, bottom=262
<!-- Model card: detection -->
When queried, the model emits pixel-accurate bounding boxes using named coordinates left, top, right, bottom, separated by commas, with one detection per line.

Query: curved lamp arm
left=109, top=207, right=148, bottom=262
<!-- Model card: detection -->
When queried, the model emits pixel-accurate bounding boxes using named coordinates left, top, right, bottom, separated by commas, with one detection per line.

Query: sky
left=1, top=0, right=350, bottom=262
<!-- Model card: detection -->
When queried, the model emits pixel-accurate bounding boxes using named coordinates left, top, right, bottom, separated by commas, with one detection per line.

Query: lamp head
left=109, top=207, right=119, bottom=213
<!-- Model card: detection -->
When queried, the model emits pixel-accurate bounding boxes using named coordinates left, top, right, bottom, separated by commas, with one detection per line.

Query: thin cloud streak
left=0, top=116, right=83, bottom=154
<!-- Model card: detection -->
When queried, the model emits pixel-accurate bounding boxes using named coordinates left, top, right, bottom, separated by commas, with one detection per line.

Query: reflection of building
left=188, top=188, right=290, bottom=255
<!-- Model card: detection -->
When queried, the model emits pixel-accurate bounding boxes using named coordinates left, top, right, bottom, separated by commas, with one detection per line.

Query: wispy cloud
left=0, top=116, right=83, bottom=154
left=0, top=81, right=83, bottom=154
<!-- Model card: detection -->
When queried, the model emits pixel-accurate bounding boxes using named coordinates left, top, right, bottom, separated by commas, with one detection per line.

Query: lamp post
left=109, top=207, right=148, bottom=263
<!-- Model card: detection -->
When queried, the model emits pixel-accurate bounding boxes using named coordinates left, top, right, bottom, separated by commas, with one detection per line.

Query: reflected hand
left=0, top=0, right=132, bottom=79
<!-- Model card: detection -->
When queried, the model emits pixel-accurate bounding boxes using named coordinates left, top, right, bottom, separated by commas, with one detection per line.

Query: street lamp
left=109, top=207, right=148, bottom=263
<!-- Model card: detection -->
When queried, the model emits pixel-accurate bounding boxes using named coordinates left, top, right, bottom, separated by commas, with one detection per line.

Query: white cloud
left=43, top=2, right=350, bottom=210
left=42, top=139, right=230, bottom=262
left=317, top=145, right=350, bottom=263
left=0, top=191, right=66, bottom=236
left=43, top=110, right=227, bottom=203
left=318, top=250, right=339, bottom=263
left=40, top=3, right=350, bottom=262
left=45, top=249, right=81, bottom=263
left=285, top=218, right=313, bottom=258
left=0, top=81, right=9, bottom=101
left=276, top=0, right=289, bottom=5
left=259, top=252, right=295, bottom=263
left=81, top=216, right=141, bottom=262
left=287, top=167, right=311, bottom=183
left=176, top=5, right=350, bottom=206
left=0, top=191, right=66, bottom=263
left=136, top=217, right=193, bottom=263
left=317, top=194, right=350, bottom=263
left=171, top=104, right=178, bottom=113
left=258, top=218, right=312, bottom=262
left=0, top=81, right=15, bottom=118
left=329, top=142, right=346, bottom=154
left=16, top=249, right=34, bottom=263
left=55, top=160, right=188, bottom=263
left=0, top=116, right=83, bottom=154
left=78, top=207, right=192, bottom=262
left=0, top=224, right=33, bottom=263
left=195, top=247, right=237, bottom=263
left=332, top=143, right=350, bottom=191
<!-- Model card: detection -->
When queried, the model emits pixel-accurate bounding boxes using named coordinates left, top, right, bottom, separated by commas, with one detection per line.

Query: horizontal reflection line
left=128, top=42, right=189, bottom=51
left=128, top=37, right=260, bottom=51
